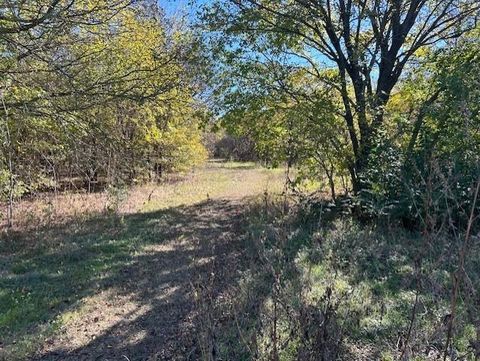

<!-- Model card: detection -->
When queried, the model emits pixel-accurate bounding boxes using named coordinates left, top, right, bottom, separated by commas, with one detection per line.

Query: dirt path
left=1, top=162, right=284, bottom=361
left=33, top=199, right=250, bottom=360
left=5, top=161, right=286, bottom=361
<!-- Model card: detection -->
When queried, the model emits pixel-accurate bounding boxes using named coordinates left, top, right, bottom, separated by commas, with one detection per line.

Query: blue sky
left=160, top=0, right=207, bottom=18
left=161, top=0, right=187, bottom=15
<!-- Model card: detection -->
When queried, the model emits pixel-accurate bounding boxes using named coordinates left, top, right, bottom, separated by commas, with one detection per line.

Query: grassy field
left=0, top=161, right=284, bottom=360
left=1, top=161, right=477, bottom=360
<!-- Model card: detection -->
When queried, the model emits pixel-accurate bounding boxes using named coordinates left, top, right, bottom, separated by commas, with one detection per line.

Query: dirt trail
left=34, top=199, right=249, bottom=360
left=1, top=162, right=284, bottom=361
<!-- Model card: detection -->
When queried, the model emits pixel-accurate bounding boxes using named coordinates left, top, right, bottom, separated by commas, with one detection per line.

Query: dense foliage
left=202, top=0, right=480, bottom=225
left=0, top=1, right=207, bottom=217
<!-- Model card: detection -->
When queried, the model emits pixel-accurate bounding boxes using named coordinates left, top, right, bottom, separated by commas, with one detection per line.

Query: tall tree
left=204, top=0, right=479, bottom=191
left=0, top=1, right=208, bottom=226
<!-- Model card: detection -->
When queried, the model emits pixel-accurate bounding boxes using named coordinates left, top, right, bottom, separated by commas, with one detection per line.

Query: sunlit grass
left=0, top=161, right=285, bottom=360
left=140, top=160, right=285, bottom=212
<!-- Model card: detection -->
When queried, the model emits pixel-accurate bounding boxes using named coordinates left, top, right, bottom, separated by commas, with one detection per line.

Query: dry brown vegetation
left=1, top=161, right=284, bottom=232
left=2, top=162, right=479, bottom=361
left=0, top=161, right=284, bottom=360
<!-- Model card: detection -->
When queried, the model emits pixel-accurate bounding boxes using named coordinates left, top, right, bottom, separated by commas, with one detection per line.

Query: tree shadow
left=292, top=202, right=455, bottom=358
left=2, top=196, right=438, bottom=361
left=0, top=198, right=270, bottom=361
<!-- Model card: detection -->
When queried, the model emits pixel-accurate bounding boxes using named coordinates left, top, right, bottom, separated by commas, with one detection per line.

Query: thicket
left=0, top=1, right=208, bottom=226
left=202, top=1, right=480, bottom=229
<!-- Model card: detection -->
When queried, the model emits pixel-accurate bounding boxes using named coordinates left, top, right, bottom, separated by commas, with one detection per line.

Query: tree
left=218, top=65, right=351, bottom=198
left=0, top=1, right=208, bottom=226
left=203, top=0, right=479, bottom=192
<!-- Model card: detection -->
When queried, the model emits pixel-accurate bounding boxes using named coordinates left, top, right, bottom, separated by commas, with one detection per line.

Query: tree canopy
left=0, top=0, right=209, bottom=226
left=202, top=0, right=479, bottom=192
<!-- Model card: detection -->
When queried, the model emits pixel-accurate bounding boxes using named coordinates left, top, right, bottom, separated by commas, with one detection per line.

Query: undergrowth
left=196, top=194, right=480, bottom=360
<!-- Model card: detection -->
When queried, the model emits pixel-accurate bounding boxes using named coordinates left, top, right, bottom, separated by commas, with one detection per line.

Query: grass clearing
left=0, top=161, right=284, bottom=360
left=1, top=161, right=477, bottom=360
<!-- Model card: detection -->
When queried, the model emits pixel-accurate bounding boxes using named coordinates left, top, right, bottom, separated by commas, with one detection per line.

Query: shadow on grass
left=1, top=196, right=456, bottom=360
left=0, top=199, right=273, bottom=361
left=292, top=201, right=458, bottom=358
left=242, top=198, right=456, bottom=359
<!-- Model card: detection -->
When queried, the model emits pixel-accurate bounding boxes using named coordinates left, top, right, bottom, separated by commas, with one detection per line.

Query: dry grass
left=0, top=160, right=285, bottom=361
left=2, top=161, right=476, bottom=360
left=0, top=160, right=285, bottom=232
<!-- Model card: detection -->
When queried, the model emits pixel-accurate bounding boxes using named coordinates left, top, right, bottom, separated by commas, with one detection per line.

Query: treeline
left=203, top=0, right=480, bottom=227
left=2, top=0, right=479, bottom=230
left=0, top=1, right=208, bottom=224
